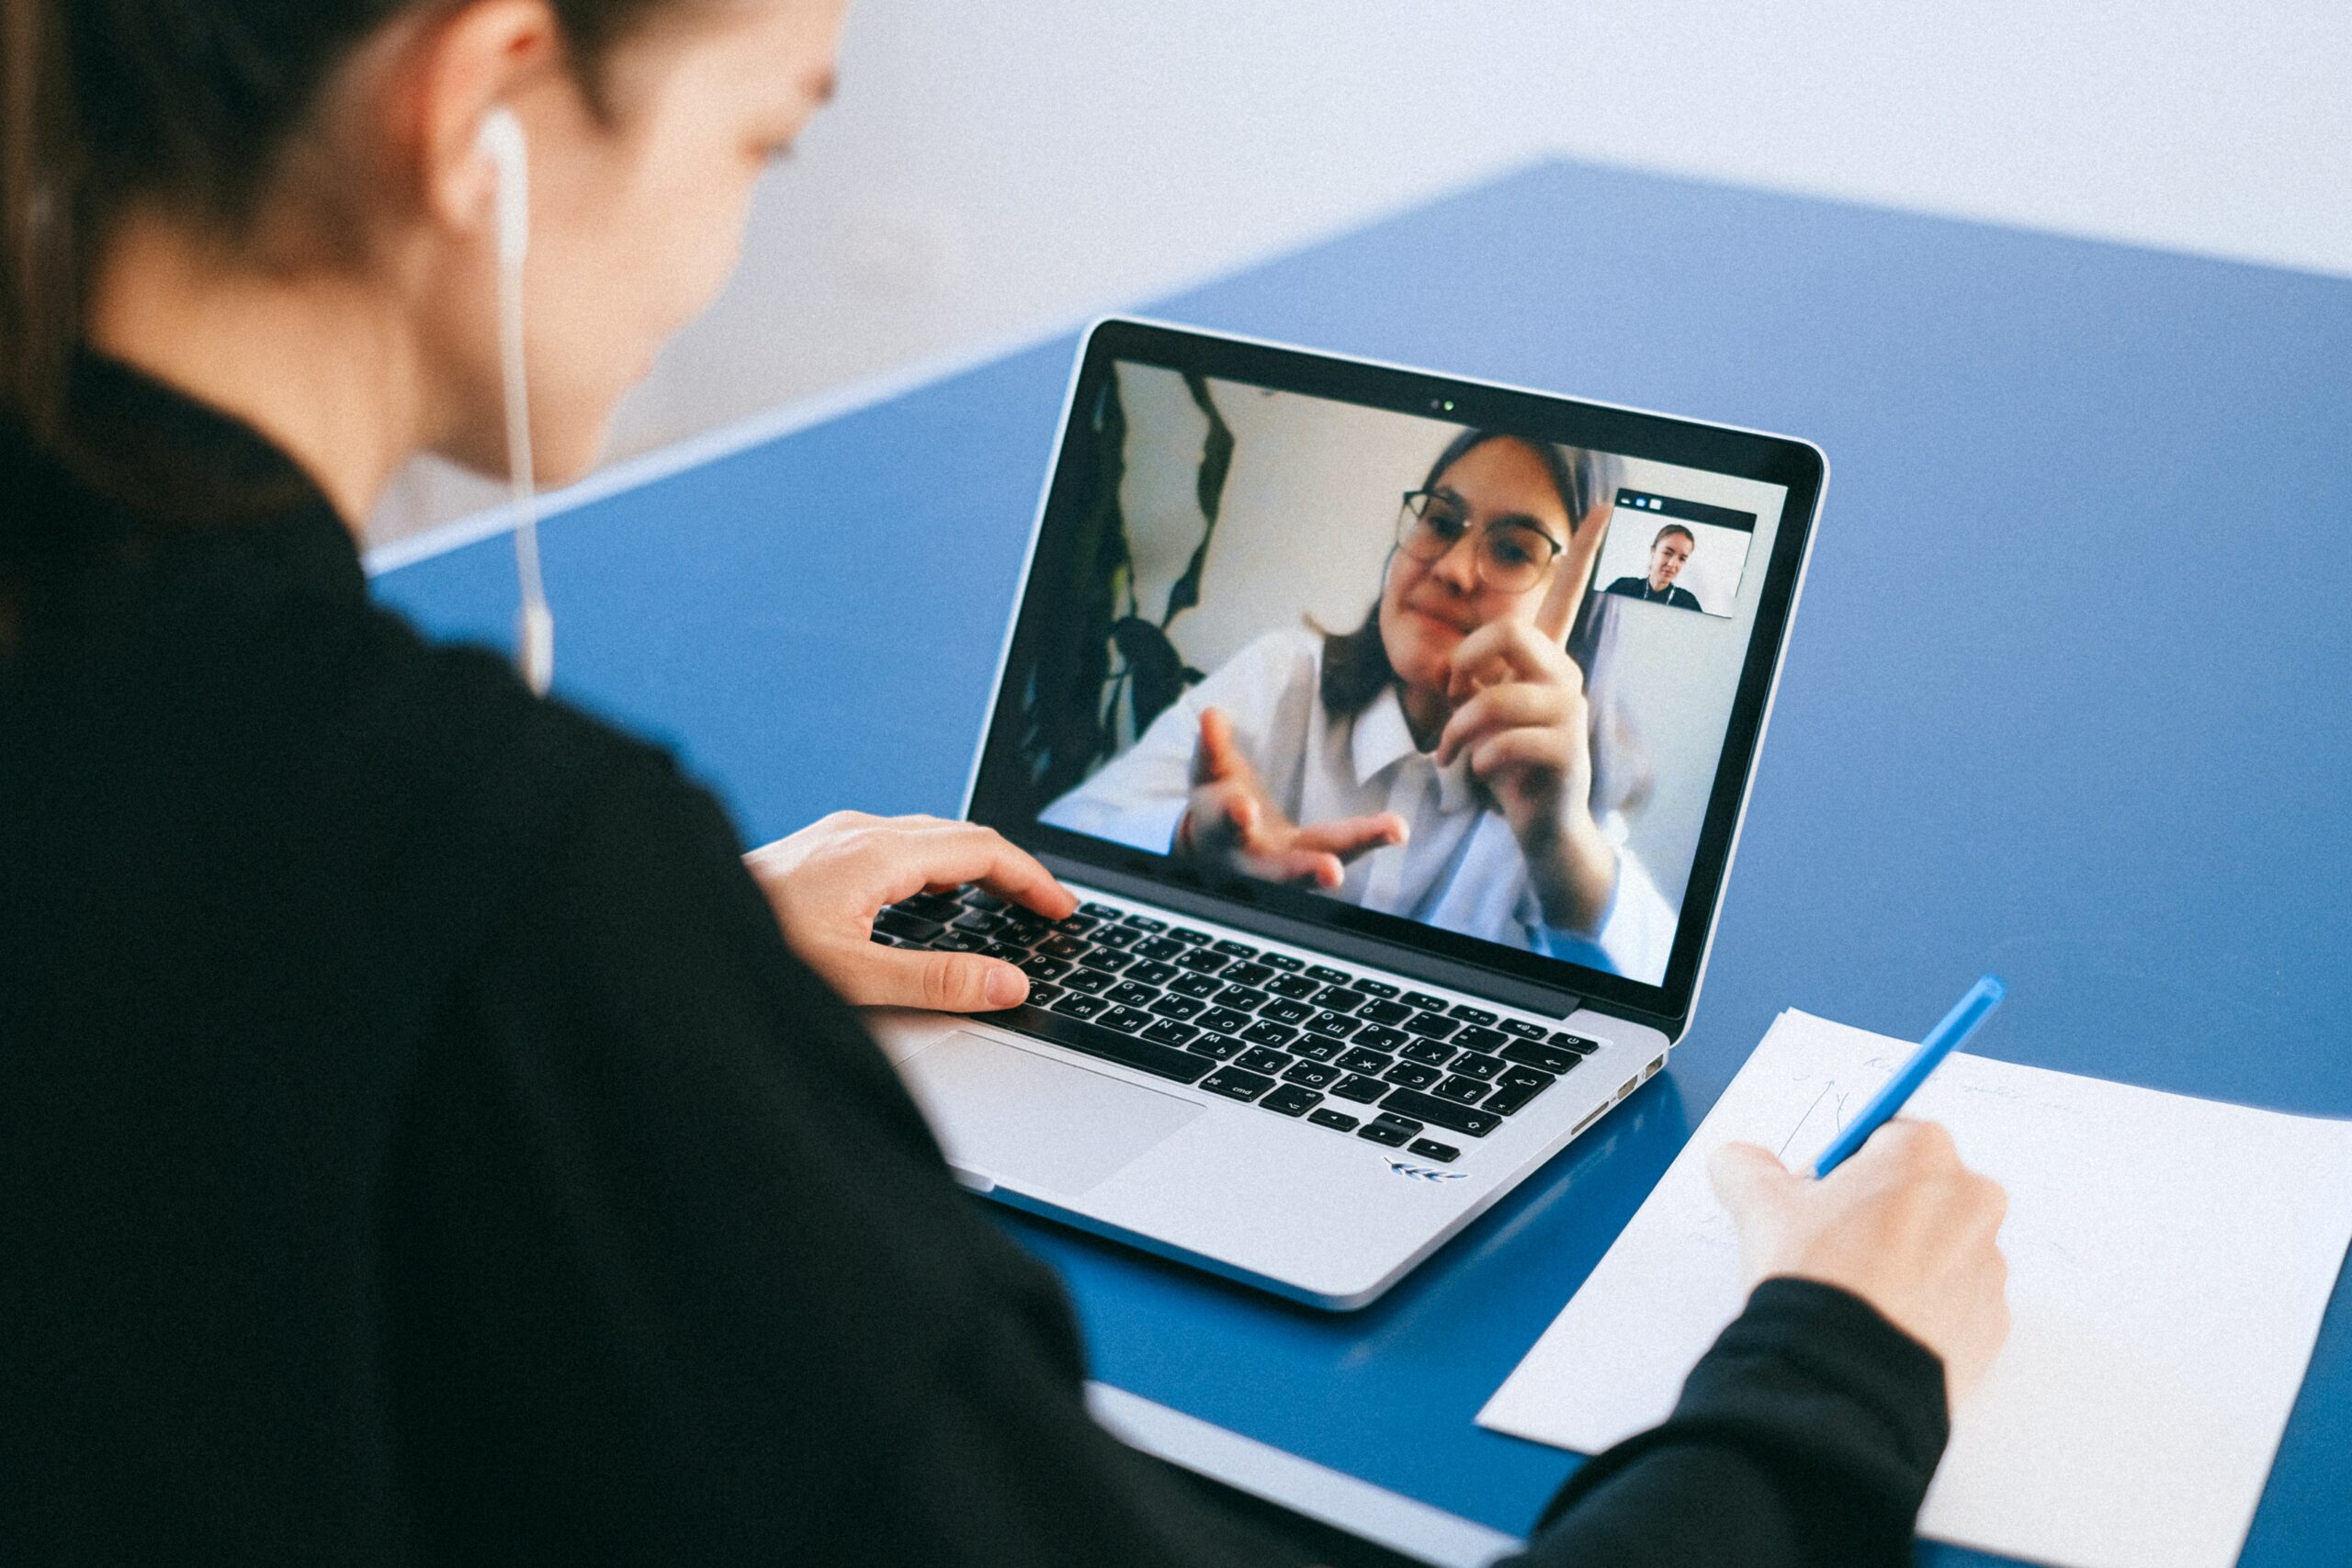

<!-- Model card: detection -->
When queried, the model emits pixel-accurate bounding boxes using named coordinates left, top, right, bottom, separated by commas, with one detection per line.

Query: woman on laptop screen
left=1043, top=426, right=1678, bottom=981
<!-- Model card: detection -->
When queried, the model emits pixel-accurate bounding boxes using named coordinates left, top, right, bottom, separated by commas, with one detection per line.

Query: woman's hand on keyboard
left=745, top=812, right=1077, bottom=1011
left=1710, top=1119, right=2011, bottom=1408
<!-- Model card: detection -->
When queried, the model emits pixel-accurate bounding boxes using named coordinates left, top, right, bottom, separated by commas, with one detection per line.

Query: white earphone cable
left=483, top=108, right=553, bottom=695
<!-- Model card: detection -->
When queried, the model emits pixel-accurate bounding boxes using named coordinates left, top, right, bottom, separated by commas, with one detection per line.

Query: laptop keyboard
left=871, top=886, right=1604, bottom=1164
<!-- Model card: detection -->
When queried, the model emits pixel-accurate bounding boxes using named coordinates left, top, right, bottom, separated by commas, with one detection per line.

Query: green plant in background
left=1011, top=368, right=1234, bottom=816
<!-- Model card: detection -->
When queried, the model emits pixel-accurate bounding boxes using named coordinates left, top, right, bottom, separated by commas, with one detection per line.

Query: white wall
left=369, top=0, right=2352, bottom=543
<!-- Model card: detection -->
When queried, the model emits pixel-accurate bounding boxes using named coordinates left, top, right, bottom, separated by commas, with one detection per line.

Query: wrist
left=1529, top=807, right=1616, bottom=931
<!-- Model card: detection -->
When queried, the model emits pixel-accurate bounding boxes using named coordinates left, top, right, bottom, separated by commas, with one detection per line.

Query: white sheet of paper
left=1476, top=1010, right=2352, bottom=1568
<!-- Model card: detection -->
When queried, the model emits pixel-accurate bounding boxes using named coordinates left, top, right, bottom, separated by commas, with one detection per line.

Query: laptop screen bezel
left=965, top=318, right=1824, bottom=1033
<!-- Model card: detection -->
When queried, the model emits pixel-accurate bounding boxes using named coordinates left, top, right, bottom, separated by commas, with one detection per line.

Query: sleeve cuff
left=1534, top=1277, right=1950, bottom=1540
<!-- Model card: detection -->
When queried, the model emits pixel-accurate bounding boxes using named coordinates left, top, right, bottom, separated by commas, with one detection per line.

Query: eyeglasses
left=1395, top=490, right=1566, bottom=594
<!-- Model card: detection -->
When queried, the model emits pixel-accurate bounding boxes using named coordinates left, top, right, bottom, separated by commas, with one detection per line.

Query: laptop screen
left=971, top=321, right=1819, bottom=1024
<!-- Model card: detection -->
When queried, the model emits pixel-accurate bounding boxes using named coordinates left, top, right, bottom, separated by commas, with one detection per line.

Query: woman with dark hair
left=1, top=2, right=2007, bottom=1563
left=1045, top=427, right=1679, bottom=980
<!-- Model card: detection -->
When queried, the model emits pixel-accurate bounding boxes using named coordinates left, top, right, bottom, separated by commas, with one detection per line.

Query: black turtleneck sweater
left=0, top=359, right=1949, bottom=1565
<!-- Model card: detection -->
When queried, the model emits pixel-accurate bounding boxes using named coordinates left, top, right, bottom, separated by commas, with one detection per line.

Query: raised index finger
left=1532, top=491, right=1615, bottom=644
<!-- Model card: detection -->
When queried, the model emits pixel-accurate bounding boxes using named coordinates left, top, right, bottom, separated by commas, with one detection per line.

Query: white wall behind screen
left=371, top=0, right=2352, bottom=543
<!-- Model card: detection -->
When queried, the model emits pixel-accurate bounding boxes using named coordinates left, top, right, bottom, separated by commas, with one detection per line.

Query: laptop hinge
left=1045, top=853, right=1588, bottom=1021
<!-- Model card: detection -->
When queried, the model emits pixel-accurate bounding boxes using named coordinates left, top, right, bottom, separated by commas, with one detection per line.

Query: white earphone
left=479, top=107, right=554, bottom=695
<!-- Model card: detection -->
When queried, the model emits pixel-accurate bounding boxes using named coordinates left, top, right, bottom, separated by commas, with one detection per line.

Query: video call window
left=1593, top=491, right=1758, bottom=620
left=1009, top=362, right=1785, bottom=987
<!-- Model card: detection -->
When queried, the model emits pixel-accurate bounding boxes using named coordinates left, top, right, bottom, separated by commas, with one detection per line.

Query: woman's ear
left=401, top=0, right=562, bottom=249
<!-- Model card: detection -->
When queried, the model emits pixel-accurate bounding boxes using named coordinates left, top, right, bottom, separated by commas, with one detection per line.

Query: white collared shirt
left=1038, top=628, right=1678, bottom=982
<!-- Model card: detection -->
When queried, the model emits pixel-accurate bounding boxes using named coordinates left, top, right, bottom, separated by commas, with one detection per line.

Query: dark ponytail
left=1, top=0, right=75, bottom=440
left=0, top=0, right=684, bottom=447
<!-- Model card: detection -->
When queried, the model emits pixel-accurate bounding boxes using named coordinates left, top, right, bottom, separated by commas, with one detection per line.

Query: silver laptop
left=868, top=318, right=1824, bottom=1308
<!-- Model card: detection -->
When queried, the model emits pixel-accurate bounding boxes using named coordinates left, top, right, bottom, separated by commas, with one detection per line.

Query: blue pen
left=1810, top=976, right=2007, bottom=1179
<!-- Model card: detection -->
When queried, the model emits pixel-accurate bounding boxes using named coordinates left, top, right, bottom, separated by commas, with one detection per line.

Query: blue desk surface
left=377, top=160, right=2352, bottom=1565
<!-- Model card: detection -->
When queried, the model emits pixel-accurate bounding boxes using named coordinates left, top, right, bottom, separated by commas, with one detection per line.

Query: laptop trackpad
left=899, top=1031, right=1203, bottom=1198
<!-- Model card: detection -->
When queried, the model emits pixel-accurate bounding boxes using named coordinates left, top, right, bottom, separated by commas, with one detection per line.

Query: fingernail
left=984, top=966, right=1027, bottom=1009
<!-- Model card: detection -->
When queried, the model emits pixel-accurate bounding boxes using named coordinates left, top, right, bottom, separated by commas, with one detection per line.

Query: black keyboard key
left=1372, top=1111, right=1425, bottom=1134
left=1400, top=1040, right=1456, bottom=1066
left=1099, top=1006, right=1154, bottom=1033
left=1019, top=954, right=1071, bottom=982
left=1258, top=953, right=1305, bottom=973
left=1222, top=962, right=1275, bottom=988
left=1549, top=1032, right=1602, bottom=1055
left=998, top=1003, right=1214, bottom=1084
left=1169, top=927, right=1212, bottom=946
left=1212, top=939, right=1260, bottom=959
left=874, top=908, right=944, bottom=942
left=899, top=891, right=964, bottom=920
left=952, top=909, right=1006, bottom=934
left=1092, top=926, right=1141, bottom=950
left=1025, top=982, right=1063, bottom=1007
left=1498, top=1065, right=1553, bottom=1091
left=1282, top=1061, right=1340, bottom=1089
left=1038, top=934, right=1091, bottom=960
left=1105, top=982, right=1158, bottom=1010
left=1312, top=987, right=1368, bottom=1014
left=1175, top=948, right=1229, bottom=975
left=1063, top=968, right=1115, bottom=995
left=1215, top=985, right=1272, bottom=1011
left=1135, top=936, right=1186, bottom=962
left=1267, top=974, right=1322, bottom=1000
left=1336, top=1047, right=1393, bottom=1074
left=1357, top=1121, right=1411, bottom=1146
left=1452, top=1052, right=1505, bottom=1081
left=1355, top=978, right=1400, bottom=998
left=1447, top=1003, right=1499, bottom=1026
left=1500, top=1019, right=1549, bottom=1039
left=1240, top=1020, right=1299, bottom=1049
left=1170, top=972, right=1226, bottom=999
left=1261, top=1084, right=1323, bottom=1117
left=1308, top=1108, right=1361, bottom=1133
left=1401, top=1011, right=1459, bottom=1041
left=1195, top=1007, right=1250, bottom=1035
left=1201, top=1066, right=1273, bottom=1101
left=1186, top=1032, right=1244, bottom=1061
left=1378, top=1087, right=1502, bottom=1137
left=1289, top=1036, right=1341, bottom=1063
left=1305, top=964, right=1354, bottom=986
left=1237, top=1046, right=1294, bottom=1075
left=1383, top=1061, right=1442, bottom=1089
left=962, top=888, right=1007, bottom=911
left=1055, top=913, right=1101, bottom=933
left=1401, top=990, right=1448, bottom=1011
left=1408, top=1139, right=1461, bottom=1164
left=1355, top=1024, right=1409, bottom=1053
left=1052, top=993, right=1109, bottom=1021
left=1331, top=1074, right=1388, bottom=1104
left=1121, top=913, right=1168, bottom=931
left=1359, top=1001, right=1412, bottom=1028
left=1453, top=1024, right=1509, bottom=1054
left=1433, top=1074, right=1489, bottom=1104
left=1304, top=1011, right=1361, bottom=1040
left=1080, top=950, right=1133, bottom=976
left=1142, top=1019, right=1199, bottom=1047
left=1080, top=901, right=1124, bottom=919
left=933, top=931, right=986, bottom=953
left=867, top=931, right=899, bottom=946
left=1126, top=960, right=1181, bottom=987
left=1499, top=1039, right=1579, bottom=1075
left=982, top=942, right=1029, bottom=964
left=1148, top=994, right=1205, bottom=1021
left=1261, top=998, right=1315, bottom=1026
left=1484, top=1078, right=1546, bottom=1116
